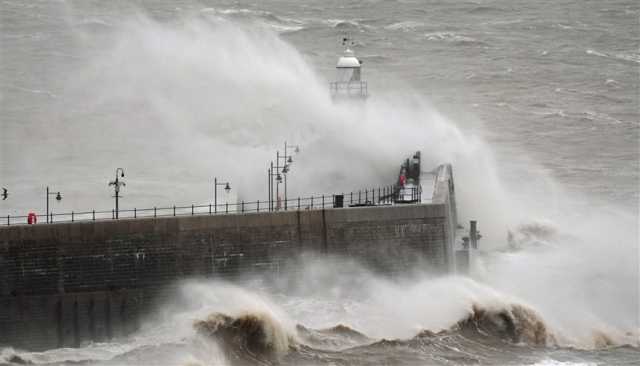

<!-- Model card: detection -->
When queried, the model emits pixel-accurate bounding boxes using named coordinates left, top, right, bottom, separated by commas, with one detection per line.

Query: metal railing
left=330, top=81, right=368, bottom=98
left=1, top=185, right=422, bottom=226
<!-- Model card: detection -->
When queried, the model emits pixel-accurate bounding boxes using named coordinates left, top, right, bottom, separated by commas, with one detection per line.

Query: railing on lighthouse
left=330, top=48, right=368, bottom=99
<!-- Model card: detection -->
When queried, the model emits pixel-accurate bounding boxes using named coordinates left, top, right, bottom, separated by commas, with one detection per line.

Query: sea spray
left=0, top=5, right=636, bottom=363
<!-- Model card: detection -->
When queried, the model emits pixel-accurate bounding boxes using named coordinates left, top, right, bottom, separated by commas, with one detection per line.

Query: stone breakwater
left=0, top=166, right=457, bottom=350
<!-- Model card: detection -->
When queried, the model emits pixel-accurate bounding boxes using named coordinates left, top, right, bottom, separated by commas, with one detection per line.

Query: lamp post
left=214, top=177, right=231, bottom=213
left=267, top=143, right=299, bottom=212
left=268, top=160, right=283, bottom=211
left=274, top=151, right=286, bottom=210
left=108, top=168, right=125, bottom=219
left=268, top=162, right=274, bottom=211
left=45, top=186, right=62, bottom=223
left=281, top=142, right=299, bottom=210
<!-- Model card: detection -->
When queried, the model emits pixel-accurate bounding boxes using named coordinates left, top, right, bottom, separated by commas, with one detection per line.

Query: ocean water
left=0, top=0, right=638, bottom=365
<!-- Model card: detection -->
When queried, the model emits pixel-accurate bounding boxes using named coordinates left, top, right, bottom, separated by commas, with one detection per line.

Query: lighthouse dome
left=336, top=49, right=361, bottom=68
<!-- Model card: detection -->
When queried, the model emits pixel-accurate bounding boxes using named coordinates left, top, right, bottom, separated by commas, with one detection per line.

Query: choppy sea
left=1, top=0, right=638, bottom=365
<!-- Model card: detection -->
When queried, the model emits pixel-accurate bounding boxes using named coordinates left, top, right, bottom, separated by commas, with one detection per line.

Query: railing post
left=92, top=210, right=95, bottom=221
left=311, top=196, right=313, bottom=208
left=358, top=190, right=361, bottom=204
left=322, top=195, right=324, bottom=208
left=112, top=209, right=114, bottom=220
left=378, top=187, right=381, bottom=202
left=7, top=215, right=9, bottom=226
left=298, top=197, right=300, bottom=210
left=134, top=208, right=137, bottom=219
left=241, top=201, right=244, bottom=213
left=154, top=207, right=157, bottom=218
left=226, top=203, right=228, bottom=214
left=350, top=192, right=353, bottom=205
left=173, top=206, right=176, bottom=216
left=209, top=204, right=212, bottom=214
left=257, top=200, right=260, bottom=212
left=72, top=212, right=74, bottom=222
left=365, top=189, right=368, bottom=203
left=191, top=204, right=194, bottom=215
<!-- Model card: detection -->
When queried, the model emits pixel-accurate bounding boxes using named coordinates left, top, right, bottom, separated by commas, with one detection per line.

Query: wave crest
left=454, top=303, right=552, bottom=346
left=194, top=312, right=292, bottom=365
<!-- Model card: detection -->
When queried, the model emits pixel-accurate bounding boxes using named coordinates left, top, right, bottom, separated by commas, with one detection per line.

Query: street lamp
left=214, top=177, right=231, bottom=213
left=267, top=143, right=300, bottom=211
left=281, top=142, right=300, bottom=210
left=285, top=141, right=300, bottom=155
left=45, top=186, right=62, bottom=223
left=108, top=168, right=125, bottom=219
left=267, top=161, right=282, bottom=211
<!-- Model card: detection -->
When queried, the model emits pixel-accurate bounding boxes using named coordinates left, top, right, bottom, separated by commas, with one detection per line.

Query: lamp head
left=56, top=192, right=62, bottom=201
left=282, top=165, right=289, bottom=174
left=276, top=173, right=282, bottom=182
left=294, top=146, right=300, bottom=153
left=224, top=183, right=231, bottom=193
left=287, top=156, right=293, bottom=164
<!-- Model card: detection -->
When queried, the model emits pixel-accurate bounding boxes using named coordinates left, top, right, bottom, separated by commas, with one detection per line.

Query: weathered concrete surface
left=0, top=169, right=457, bottom=350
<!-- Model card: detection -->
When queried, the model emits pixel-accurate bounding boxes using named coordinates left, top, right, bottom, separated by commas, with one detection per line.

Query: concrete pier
left=0, top=165, right=457, bottom=350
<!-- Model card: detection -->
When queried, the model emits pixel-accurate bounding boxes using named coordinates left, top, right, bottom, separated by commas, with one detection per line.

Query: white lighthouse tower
left=330, top=47, right=368, bottom=99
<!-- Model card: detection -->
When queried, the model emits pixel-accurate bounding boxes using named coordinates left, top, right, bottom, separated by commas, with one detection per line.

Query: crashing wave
left=454, top=303, right=553, bottom=346
left=507, top=221, right=559, bottom=250
left=296, top=324, right=371, bottom=350
left=0, top=348, right=32, bottom=366
left=194, top=312, right=293, bottom=366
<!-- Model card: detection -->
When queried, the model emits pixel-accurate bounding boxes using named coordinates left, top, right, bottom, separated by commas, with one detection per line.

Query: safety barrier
left=1, top=185, right=422, bottom=226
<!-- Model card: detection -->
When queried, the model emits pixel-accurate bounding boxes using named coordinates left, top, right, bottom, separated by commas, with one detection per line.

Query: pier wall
left=0, top=170, right=457, bottom=350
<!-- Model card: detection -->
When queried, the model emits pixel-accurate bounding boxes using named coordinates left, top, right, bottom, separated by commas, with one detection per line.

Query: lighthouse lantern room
left=330, top=48, right=368, bottom=99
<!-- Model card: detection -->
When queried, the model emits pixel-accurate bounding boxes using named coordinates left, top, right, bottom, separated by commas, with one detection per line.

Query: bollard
left=470, top=221, right=478, bottom=249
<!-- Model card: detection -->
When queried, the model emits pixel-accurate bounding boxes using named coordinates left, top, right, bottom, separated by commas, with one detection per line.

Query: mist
left=1, top=8, right=638, bottom=362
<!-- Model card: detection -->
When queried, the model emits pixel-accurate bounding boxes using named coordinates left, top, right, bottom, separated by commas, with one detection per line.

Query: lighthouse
left=330, top=48, right=368, bottom=99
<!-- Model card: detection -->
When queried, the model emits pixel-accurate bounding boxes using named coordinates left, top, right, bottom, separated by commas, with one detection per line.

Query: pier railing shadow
left=1, top=185, right=422, bottom=226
